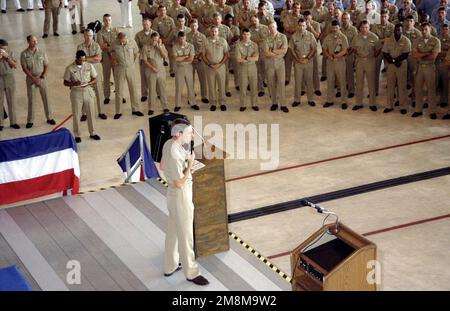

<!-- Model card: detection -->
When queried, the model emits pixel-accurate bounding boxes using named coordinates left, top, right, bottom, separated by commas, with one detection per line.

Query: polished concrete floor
left=0, top=1, right=449, bottom=290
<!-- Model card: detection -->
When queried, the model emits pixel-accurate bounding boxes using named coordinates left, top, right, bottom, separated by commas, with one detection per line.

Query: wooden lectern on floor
left=291, top=222, right=377, bottom=291
left=192, top=142, right=230, bottom=257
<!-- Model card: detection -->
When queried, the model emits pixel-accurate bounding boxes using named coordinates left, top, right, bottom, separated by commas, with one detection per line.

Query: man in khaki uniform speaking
left=263, top=21, right=289, bottom=113
left=77, top=29, right=107, bottom=121
left=411, top=22, right=441, bottom=120
left=141, top=32, right=170, bottom=116
left=135, top=17, right=156, bottom=103
left=289, top=18, right=317, bottom=108
left=202, top=25, right=229, bottom=111
left=235, top=28, right=259, bottom=111
left=160, top=119, right=209, bottom=286
left=173, top=31, right=199, bottom=112
left=111, top=32, right=144, bottom=119
left=322, top=20, right=348, bottom=109
left=63, top=50, right=100, bottom=143
left=20, top=35, right=55, bottom=128
left=0, top=39, right=20, bottom=131
left=382, top=23, right=411, bottom=114
left=42, top=0, right=62, bottom=38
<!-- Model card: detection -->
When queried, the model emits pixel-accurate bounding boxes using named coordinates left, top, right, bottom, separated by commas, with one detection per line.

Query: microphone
left=301, top=199, right=324, bottom=213
left=190, top=139, right=194, bottom=153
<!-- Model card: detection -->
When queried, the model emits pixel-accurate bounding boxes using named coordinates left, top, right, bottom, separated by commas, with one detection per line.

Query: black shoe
left=383, top=108, right=393, bottom=113
left=27, top=8, right=33, bottom=11
left=220, top=105, right=227, bottom=111
left=210, top=105, right=216, bottom=111
left=163, top=108, right=170, bottom=113
left=280, top=106, right=289, bottom=113
left=292, top=101, right=301, bottom=107
left=163, top=61, right=168, bottom=66
left=1, top=10, right=6, bottom=13
left=320, top=76, right=326, bottom=82
left=80, top=115, right=87, bottom=122
left=10, top=124, right=20, bottom=129
left=229, top=69, right=234, bottom=74
left=315, top=90, right=322, bottom=96
left=148, top=110, right=154, bottom=115
left=348, top=93, right=354, bottom=98
left=270, top=104, right=278, bottom=111
left=411, top=112, right=422, bottom=118
left=423, top=103, right=429, bottom=109
left=440, top=102, right=448, bottom=108
left=174, top=106, right=181, bottom=112
left=170, top=73, right=175, bottom=78
left=258, top=91, right=265, bottom=97
left=39, top=8, right=43, bottom=10
left=17, top=8, right=25, bottom=12
left=104, top=98, right=110, bottom=104
left=42, top=34, right=48, bottom=38
left=114, top=113, right=122, bottom=119
left=164, top=264, right=182, bottom=277
left=122, top=98, right=126, bottom=104
left=407, top=84, right=411, bottom=90
left=411, top=101, right=415, bottom=108
left=247, top=85, right=250, bottom=91
left=3, top=109, right=7, bottom=119
left=430, top=113, right=437, bottom=120
left=141, top=96, right=147, bottom=102
left=47, top=119, right=56, bottom=125
left=442, top=113, right=450, bottom=120
left=285, top=80, right=289, bottom=86
left=0, top=126, right=3, bottom=131
left=240, top=107, right=246, bottom=112
left=308, top=101, right=316, bottom=107
left=201, top=98, right=209, bottom=104
left=226, top=92, right=232, bottom=97
left=235, top=86, right=240, bottom=91
left=80, top=29, right=85, bottom=33
left=336, top=92, right=341, bottom=98
left=369, top=106, right=377, bottom=112
left=252, top=106, right=259, bottom=111
left=263, top=81, right=267, bottom=87
left=191, top=104, right=200, bottom=110
left=394, top=101, right=399, bottom=107
left=352, top=105, right=363, bottom=111
left=132, top=111, right=144, bottom=116
left=75, top=137, right=81, bottom=143
left=53, top=32, right=59, bottom=36
left=301, top=91, right=306, bottom=96
left=90, top=134, right=101, bottom=140
left=400, top=109, right=407, bottom=115
left=72, top=30, right=77, bottom=35
left=381, top=68, right=386, bottom=73
left=187, top=275, right=209, bottom=286
left=341, top=103, right=348, bottom=110
left=99, top=113, right=107, bottom=120
left=323, top=102, right=333, bottom=108
left=26, top=122, right=33, bottom=128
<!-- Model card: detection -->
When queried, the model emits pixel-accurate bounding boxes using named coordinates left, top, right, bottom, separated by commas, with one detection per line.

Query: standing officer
left=135, top=17, right=156, bottom=103
left=152, top=6, right=175, bottom=75
left=340, top=12, right=357, bottom=99
left=304, top=10, right=322, bottom=96
left=322, top=20, right=349, bottom=109
left=42, top=0, right=62, bottom=38
left=77, top=29, right=107, bottom=121
left=96, top=14, right=119, bottom=105
left=235, top=28, right=259, bottom=111
left=289, top=18, right=317, bottom=108
left=160, top=119, right=209, bottom=286
left=173, top=31, right=199, bottom=111
left=382, top=23, right=411, bottom=114
left=187, top=18, right=209, bottom=104
left=250, top=15, right=270, bottom=97
left=263, top=21, right=289, bottom=113
left=20, top=35, right=55, bottom=128
left=437, top=24, right=450, bottom=107
left=63, top=50, right=100, bottom=143
left=141, top=32, right=170, bottom=115
left=166, top=14, right=190, bottom=77
left=350, top=20, right=381, bottom=111
left=0, top=39, right=20, bottom=130
left=411, top=23, right=441, bottom=119
left=111, top=32, right=143, bottom=119
left=283, top=2, right=303, bottom=86
left=403, top=15, right=422, bottom=92
left=202, top=25, right=229, bottom=111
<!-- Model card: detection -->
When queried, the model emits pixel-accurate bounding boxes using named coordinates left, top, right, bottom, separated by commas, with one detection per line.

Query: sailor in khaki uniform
left=96, top=14, right=119, bottom=105
left=173, top=31, right=199, bottom=111
left=382, top=23, right=411, bottom=114
left=403, top=15, right=422, bottom=93
left=235, top=28, right=259, bottom=111
left=411, top=23, right=441, bottom=119
left=283, top=2, right=303, bottom=86
left=20, top=35, right=55, bottom=128
left=42, top=0, right=62, bottom=38
left=153, top=5, right=175, bottom=70
left=340, top=12, right=357, bottom=98
left=111, top=32, right=143, bottom=119
left=63, top=50, right=100, bottom=143
left=250, top=15, right=270, bottom=96
left=160, top=120, right=209, bottom=286
left=166, top=14, right=191, bottom=77
left=437, top=25, right=450, bottom=107
left=350, top=21, right=381, bottom=111
left=289, top=18, right=317, bottom=107
left=187, top=18, right=209, bottom=103
left=444, top=49, right=450, bottom=119
left=236, top=0, right=257, bottom=30
left=304, top=10, right=322, bottom=95
left=322, top=20, right=348, bottom=109
left=201, top=25, right=229, bottom=111
left=0, top=39, right=20, bottom=130
left=141, top=32, right=169, bottom=115
left=263, top=21, right=289, bottom=112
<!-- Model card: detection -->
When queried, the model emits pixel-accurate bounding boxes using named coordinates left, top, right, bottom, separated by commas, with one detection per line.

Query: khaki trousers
left=145, top=67, right=167, bottom=111
left=345, top=54, right=355, bottom=94
left=43, top=6, right=60, bottom=34
left=386, top=62, right=408, bottom=109
left=139, top=60, right=148, bottom=98
left=114, top=65, right=139, bottom=114
left=355, top=57, right=376, bottom=106
left=175, top=64, right=196, bottom=107
left=206, top=65, right=226, bottom=106
left=256, top=57, right=266, bottom=92
left=238, top=62, right=258, bottom=107
left=415, top=63, right=437, bottom=113
left=265, top=57, right=286, bottom=106
left=101, top=51, right=114, bottom=99
left=326, top=58, right=347, bottom=104
left=26, top=77, right=52, bottom=123
left=192, top=60, right=207, bottom=99
left=436, top=58, right=449, bottom=105
left=294, top=60, right=314, bottom=102
left=71, top=87, right=96, bottom=137
left=0, top=74, right=16, bottom=127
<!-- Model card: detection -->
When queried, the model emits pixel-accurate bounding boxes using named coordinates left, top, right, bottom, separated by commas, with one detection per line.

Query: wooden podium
left=192, top=143, right=230, bottom=257
left=291, top=222, right=377, bottom=291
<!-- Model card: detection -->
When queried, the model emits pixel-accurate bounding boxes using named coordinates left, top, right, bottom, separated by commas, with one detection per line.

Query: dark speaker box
left=148, top=112, right=188, bottom=162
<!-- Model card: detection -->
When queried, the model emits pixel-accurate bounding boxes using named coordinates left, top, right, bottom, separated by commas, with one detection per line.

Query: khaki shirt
left=207, top=24, right=233, bottom=43
left=215, top=4, right=234, bottom=19
left=236, top=8, right=257, bottom=29
left=186, top=0, right=204, bottom=16
left=76, top=41, right=102, bottom=72
left=167, top=5, right=192, bottom=21
left=141, top=44, right=166, bottom=70
left=322, top=31, right=349, bottom=56
left=413, top=36, right=441, bottom=65
left=382, top=35, right=411, bottom=59
left=202, top=36, right=229, bottom=64
left=403, top=27, right=422, bottom=45
left=152, top=16, right=175, bottom=38
left=306, top=20, right=321, bottom=39
left=20, top=48, right=48, bottom=76
left=356, top=11, right=380, bottom=27
left=235, top=40, right=259, bottom=65
left=172, top=42, right=195, bottom=66
left=445, top=48, right=450, bottom=62
left=200, top=3, right=217, bottom=26
left=262, top=32, right=288, bottom=59
left=257, top=13, right=275, bottom=26
left=250, top=24, right=270, bottom=52
left=167, top=26, right=191, bottom=46
left=350, top=32, right=380, bottom=59
left=283, top=13, right=304, bottom=38
left=438, top=34, right=450, bottom=60
left=161, top=139, right=191, bottom=185
left=96, top=26, right=119, bottom=53
left=341, top=24, right=358, bottom=45
left=311, top=6, right=328, bottom=23
left=229, top=25, right=240, bottom=50
left=187, top=31, right=207, bottom=58
left=0, top=49, right=15, bottom=76
left=289, top=30, right=317, bottom=59
left=135, top=30, right=157, bottom=50
left=111, top=39, right=139, bottom=67
left=371, top=22, right=395, bottom=44
left=300, top=0, right=315, bottom=12
left=63, top=62, right=97, bottom=90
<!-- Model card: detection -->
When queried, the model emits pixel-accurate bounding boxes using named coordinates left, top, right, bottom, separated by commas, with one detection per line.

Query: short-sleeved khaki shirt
left=173, top=42, right=195, bottom=66
left=235, top=40, right=259, bottom=65
left=152, top=16, right=175, bottom=38
left=322, top=31, right=349, bottom=56
left=0, top=49, right=15, bottom=76
left=161, top=139, right=190, bottom=185
left=262, top=32, right=288, bottom=59
left=350, top=32, right=380, bottom=59
left=141, top=44, right=166, bottom=70
left=413, top=36, right=441, bottom=65
left=135, top=30, right=157, bottom=50
left=187, top=31, right=207, bottom=57
left=20, top=48, right=48, bottom=76
left=96, top=26, right=119, bottom=53
left=111, top=39, right=139, bottom=67
left=289, top=30, right=317, bottom=58
left=63, top=62, right=97, bottom=91
left=202, top=36, right=229, bottom=64
left=382, top=35, right=411, bottom=59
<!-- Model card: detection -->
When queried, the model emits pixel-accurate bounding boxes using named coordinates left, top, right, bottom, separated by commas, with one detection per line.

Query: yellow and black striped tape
left=78, top=181, right=140, bottom=195
left=229, top=232, right=292, bottom=284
